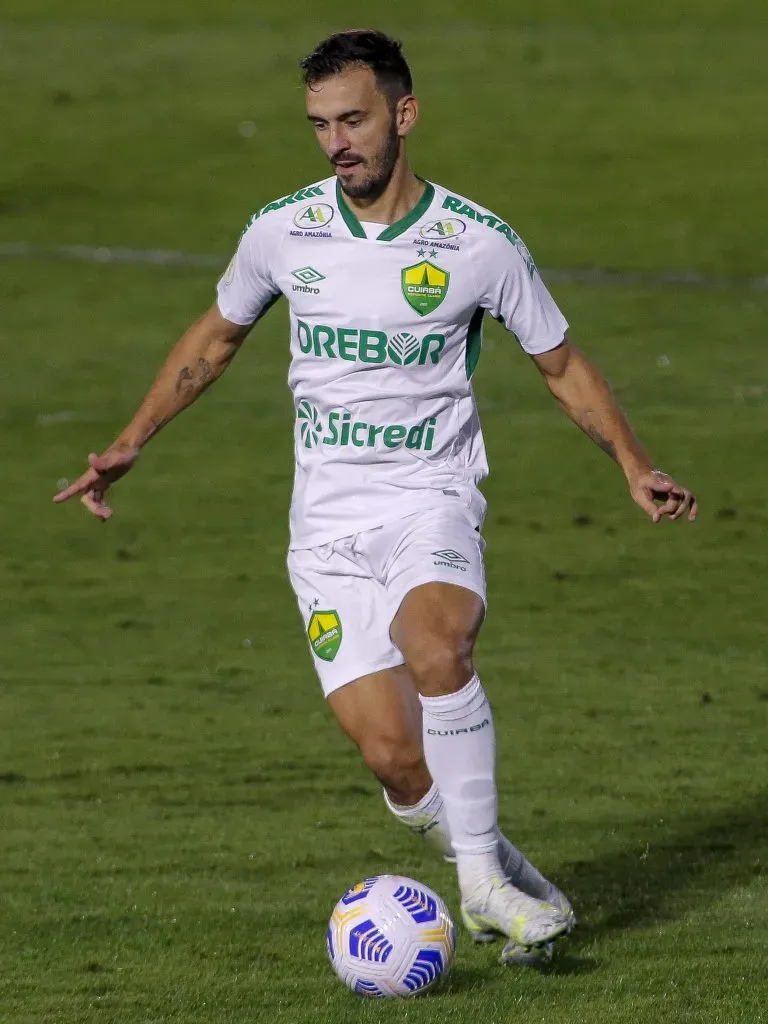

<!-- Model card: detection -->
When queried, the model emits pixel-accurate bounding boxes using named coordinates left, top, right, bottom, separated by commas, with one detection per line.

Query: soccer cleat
left=460, top=878, right=572, bottom=948
left=498, top=884, right=575, bottom=965
left=499, top=940, right=555, bottom=966
left=465, top=848, right=576, bottom=943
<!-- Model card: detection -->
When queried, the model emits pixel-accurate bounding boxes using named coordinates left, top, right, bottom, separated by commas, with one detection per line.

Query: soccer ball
left=326, top=874, right=455, bottom=998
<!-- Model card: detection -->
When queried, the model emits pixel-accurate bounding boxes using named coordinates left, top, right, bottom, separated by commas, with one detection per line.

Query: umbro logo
left=432, top=549, right=469, bottom=572
left=432, top=549, right=468, bottom=563
left=292, top=266, right=325, bottom=284
left=291, top=266, right=325, bottom=294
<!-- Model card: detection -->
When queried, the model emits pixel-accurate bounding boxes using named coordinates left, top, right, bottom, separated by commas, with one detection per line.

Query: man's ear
left=396, top=95, right=419, bottom=138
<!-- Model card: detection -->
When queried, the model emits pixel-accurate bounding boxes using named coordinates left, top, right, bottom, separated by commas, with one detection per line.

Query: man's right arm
left=53, top=304, right=251, bottom=518
left=56, top=210, right=280, bottom=518
left=108, top=304, right=251, bottom=451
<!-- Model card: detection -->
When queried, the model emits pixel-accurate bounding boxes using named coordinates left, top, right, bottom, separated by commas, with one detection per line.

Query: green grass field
left=1, top=1, right=767, bottom=1021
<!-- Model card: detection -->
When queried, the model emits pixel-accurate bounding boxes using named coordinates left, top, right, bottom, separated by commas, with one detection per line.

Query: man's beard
left=336, top=125, right=399, bottom=201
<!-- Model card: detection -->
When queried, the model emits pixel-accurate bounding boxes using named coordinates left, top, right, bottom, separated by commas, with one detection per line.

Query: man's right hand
left=52, top=306, right=249, bottom=521
left=53, top=446, right=140, bottom=520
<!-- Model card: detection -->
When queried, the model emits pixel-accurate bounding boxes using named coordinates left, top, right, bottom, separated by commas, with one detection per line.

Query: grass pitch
left=1, top=2, right=767, bottom=1022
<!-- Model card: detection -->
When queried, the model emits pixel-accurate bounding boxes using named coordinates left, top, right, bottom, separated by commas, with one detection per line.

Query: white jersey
left=216, top=175, right=568, bottom=549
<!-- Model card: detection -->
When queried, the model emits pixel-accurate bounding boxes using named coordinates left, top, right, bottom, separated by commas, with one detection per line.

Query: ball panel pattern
left=327, top=874, right=455, bottom=999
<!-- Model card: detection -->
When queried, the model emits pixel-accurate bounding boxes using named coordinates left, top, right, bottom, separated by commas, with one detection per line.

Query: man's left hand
left=629, top=470, right=697, bottom=523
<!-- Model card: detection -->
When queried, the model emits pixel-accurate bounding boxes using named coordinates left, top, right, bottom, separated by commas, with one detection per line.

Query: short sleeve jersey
left=217, top=176, right=568, bottom=549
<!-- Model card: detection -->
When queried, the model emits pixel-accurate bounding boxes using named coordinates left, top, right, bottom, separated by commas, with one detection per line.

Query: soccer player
left=54, top=30, right=697, bottom=963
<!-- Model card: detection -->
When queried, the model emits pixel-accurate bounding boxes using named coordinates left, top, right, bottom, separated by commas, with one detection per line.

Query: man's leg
left=288, top=538, right=453, bottom=854
left=327, top=656, right=572, bottom=957
left=328, top=664, right=453, bottom=858
left=328, top=664, right=429, bottom=808
left=390, top=583, right=495, bottom=884
left=328, top=664, right=549, bottom=872
left=329, top=663, right=570, bottom=891
left=289, top=530, right=571, bottom=950
left=390, top=582, right=572, bottom=948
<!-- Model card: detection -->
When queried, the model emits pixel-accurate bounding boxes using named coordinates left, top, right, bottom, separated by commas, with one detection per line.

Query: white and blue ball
left=327, top=874, right=455, bottom=998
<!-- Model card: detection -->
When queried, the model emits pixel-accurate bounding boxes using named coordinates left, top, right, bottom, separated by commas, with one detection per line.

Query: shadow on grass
left=555, top=794, right=767, bottom=944
left=445, top=952, right=600, bottom=986
left=440, top=964, right=490, bottom=994
left=543, top=952, right=601, bottom=976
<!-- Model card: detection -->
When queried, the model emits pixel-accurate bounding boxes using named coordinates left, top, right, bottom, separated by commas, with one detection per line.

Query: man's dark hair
left=300, top=30, right=413, bottom=102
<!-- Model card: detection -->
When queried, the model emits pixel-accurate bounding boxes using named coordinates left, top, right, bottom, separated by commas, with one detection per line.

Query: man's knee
left=405, top=633, right=475, bottom=697
left=392, top=584, right=483, bottom=697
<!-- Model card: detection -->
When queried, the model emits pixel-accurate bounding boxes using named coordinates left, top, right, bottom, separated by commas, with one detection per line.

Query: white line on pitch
left=1, top=242, right=766, bottom=291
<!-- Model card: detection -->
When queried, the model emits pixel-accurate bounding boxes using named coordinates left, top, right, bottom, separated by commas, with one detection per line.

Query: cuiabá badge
left=402, top=261, right=450, bottom=316
left=307, top=609, right=342, bottom=662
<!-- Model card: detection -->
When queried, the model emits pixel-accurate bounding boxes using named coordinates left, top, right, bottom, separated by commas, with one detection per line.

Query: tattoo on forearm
left=175, top=366, right=193, bottom=394
left=584, top=424, right=618, bottom=462
left=175, top=358, right=214, bottom=396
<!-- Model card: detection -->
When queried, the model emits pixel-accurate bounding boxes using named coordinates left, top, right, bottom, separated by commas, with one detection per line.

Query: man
left=54, top=30, right=696, bottom=964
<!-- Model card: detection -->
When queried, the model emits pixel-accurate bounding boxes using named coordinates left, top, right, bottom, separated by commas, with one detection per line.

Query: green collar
left=335, top=178, right=435, bottom=241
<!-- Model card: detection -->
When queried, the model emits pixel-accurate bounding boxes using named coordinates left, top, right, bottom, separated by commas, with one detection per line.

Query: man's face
left=306, top=66, right=408, bottom=201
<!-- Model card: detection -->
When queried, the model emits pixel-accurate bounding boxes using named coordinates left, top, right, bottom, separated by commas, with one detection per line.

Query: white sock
left=385, top=783, right=544, bottom=894
left=383, top=783, right=453, bottom=859
left=420, top=675, right=503, bottom=894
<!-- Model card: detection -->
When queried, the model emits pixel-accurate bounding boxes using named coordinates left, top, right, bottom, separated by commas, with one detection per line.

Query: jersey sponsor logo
left=387, top=331, right=421, bottom=365
left=441, top=195, right=537, bottom=278
left=289, top=229, right=332, bottom=238
left=307, top=608, right=342, bottom=662
left=297, top=398, right=323, bottom=447
left=296, top=320, right=445, bottom=366
left=248, top=185, right=325, bottom=225
left=402, top=261, right=450, bottom=316
left=293, top=203, right=335, bottom=230
left=296, top=401, right=437, bottom=453
left=419, top=218, right=466, bottom=240
left=291, top=266, right=325, bottom=294
left=412, top=236, right=459, bottom=252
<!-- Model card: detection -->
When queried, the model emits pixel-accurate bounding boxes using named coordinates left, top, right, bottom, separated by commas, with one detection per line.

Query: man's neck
left=341, top=161, right=424, bottom=225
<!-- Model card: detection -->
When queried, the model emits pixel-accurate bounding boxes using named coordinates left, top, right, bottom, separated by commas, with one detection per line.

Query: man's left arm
left=532, top=340, right=697, bottom=523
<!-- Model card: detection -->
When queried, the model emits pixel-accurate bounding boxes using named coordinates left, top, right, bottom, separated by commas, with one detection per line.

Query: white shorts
left=287, top=506, right=487, bottom=697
